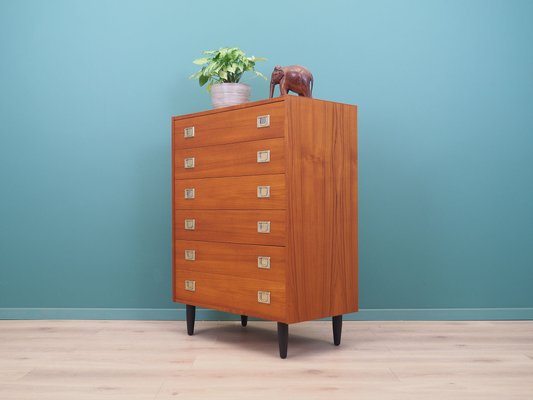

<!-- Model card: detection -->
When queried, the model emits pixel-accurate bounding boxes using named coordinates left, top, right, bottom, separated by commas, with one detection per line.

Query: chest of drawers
left=172, top=95, right=358, bottom=358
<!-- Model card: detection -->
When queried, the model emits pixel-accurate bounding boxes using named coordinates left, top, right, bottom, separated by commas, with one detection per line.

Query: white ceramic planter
left=210, top=83, right=251, bottom=109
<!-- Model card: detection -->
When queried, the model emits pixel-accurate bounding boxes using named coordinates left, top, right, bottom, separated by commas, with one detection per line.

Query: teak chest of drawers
left=172, top=95, right=358, bottom=358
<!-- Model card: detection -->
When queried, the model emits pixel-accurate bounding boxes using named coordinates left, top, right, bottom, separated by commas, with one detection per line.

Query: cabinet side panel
left=286, top=97, right=358, bottom=323
left=172, top=118, right=177, bottom=302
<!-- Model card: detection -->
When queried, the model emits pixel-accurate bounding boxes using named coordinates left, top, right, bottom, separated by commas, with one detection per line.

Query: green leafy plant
left=190, top=47, right=267, bottom=91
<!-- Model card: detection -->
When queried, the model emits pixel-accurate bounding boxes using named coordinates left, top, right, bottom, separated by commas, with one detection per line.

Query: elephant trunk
left=269, top=82, right=274, bottom=98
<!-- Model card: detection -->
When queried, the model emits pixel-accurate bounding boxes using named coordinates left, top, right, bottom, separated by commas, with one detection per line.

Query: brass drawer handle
left=185, top=280, right=196, bottom=291
left=257, top=290, right=271, bottom=304
left=257, top=256, right=271, bottom=269
left=184, top=157, right=195, bottom=169
left=184, top=219, right=196, bottom=230
left=257, top=150, right=270, bottom=163
left=257, top=115, right=270, bottom=128
left=184, top=250, right=196, bottom=261
left=183, top=126, right=195, bottom=138
left=257, top=221, right=271, bottom=233
left=184, top=188, right=195, bottom=199
left=257, top=186, right=270, bottom=198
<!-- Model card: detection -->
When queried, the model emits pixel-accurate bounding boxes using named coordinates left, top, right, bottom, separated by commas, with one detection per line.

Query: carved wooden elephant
left=269, top=65, right=313, bottom=98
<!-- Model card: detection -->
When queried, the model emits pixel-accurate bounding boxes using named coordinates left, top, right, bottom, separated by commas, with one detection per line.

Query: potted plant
left=190, top=47, right=266, bottom=109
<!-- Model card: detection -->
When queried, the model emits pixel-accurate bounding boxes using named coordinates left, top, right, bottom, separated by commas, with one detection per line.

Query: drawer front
left=174, top=138, right=284, bottom=179
left=173, top=101, right=285, bottom=149
left=175, top=240, right=286, bottom=282
left=175, top=270, right=286, bottom=321
left=174, top=210, right=286, bottom=246
left=175, top=174, right=285, bottom=210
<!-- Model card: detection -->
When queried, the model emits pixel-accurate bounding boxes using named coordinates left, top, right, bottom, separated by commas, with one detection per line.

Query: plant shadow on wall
left=190, top=47, right=267, bottom=109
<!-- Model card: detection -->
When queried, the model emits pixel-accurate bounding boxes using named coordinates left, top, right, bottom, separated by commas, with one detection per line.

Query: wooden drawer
left=175, top=240, right=286, bottom=282
left=173, top=101, right=285, bottom=149
left=175, top=174, right=285, bottom=210
left=174, top=210, right=286, bottom=246
left=174, top=138, right=284, bottom=179
left=175, top=270, right=286, bottom=321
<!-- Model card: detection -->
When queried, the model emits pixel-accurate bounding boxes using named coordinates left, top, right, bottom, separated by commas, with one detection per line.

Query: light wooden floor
left=1, top=320, right=532, bottom=399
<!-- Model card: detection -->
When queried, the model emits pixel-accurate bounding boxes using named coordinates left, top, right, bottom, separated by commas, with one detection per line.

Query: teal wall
left=1, top=0, right=532, bottom=320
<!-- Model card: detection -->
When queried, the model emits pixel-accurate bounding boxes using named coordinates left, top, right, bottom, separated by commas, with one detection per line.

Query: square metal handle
left=257, top=150, right=270, bottom=163
left=257, top=290, right=271, bottom=304
left=257, top=186, right=270, bottom=198
left=257, top=115, right=270, bottom=128
left=184, top=250, right=196, bottom=261
left=185, top=280, right=196, bottom=292
left=184, top=188, right=195, bottom=199
left=257, top=221, right=271, bottom=233
left=184, top=219, right=196, bottom=230
left=257, top=256, right=271, bottom=269
left=184, top=157, right=195, bottom=169
left=183, top=126, right=195, bottom=138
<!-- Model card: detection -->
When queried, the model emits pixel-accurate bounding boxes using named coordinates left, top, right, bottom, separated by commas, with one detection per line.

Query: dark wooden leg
left=332, top=315, right=343, bottom=346
left=240, top=315, right=248, bottom=327
left=277, top=322, right=289, bottom=359
left=186, top=305, right=196, bottom=336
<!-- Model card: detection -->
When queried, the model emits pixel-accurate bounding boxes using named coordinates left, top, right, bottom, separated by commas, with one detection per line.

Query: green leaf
left=204, top=63, right=215, bottom=75
left=193, top=57, right=209, bottom=65
left=199, top=75, right=208, bottom=86
left=191, top=48, right=267, bottom=90
left=227, top=63, right=237, bottom=73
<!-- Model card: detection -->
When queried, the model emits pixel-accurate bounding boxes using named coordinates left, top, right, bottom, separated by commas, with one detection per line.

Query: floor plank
left=0, top=320, right=532, bottom=399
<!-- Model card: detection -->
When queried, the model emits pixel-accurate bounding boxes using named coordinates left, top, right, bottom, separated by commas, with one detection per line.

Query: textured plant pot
left=210, top=83, right=251, bottom=109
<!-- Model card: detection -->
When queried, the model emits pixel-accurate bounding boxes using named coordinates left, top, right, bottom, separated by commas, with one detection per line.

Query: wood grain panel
left=174, top=210, right=286, bottom=246
left=174, top=138, right=284, bottom=179
left=285, top=96, right=358, bottom=324
left=173, top=100, right=285, bottom=149
left=171, top=96, right=358, bottom=325
left=174, top=174, right=285, bottom=210
left=175, top=240, right=286, bottom=282
left=171, top=113, right=177, bottom=301
left=174, top=270, right=287, bottom=322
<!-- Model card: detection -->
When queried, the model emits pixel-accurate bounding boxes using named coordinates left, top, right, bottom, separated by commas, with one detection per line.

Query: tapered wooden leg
left=277, top=322, right=288, bottom=359
left=240, top=315, right=248, bottom=327
left=332, top=315, right=343, bottom=346
left=186, top=305, right=196, bottom=336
